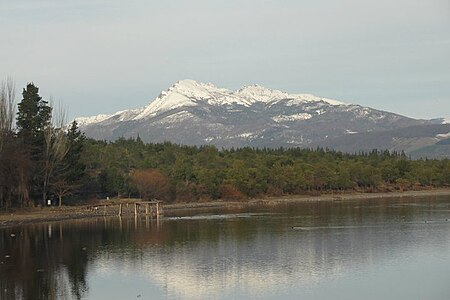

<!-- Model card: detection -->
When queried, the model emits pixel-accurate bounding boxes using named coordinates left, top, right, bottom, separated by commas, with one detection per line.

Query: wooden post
left=145, top=203, right=149, bottom=215
left=156, top=214, right=161, bottom=230
left=118, top=204, right=122, bottom=216
left=134, top=203, right=138, bottom=216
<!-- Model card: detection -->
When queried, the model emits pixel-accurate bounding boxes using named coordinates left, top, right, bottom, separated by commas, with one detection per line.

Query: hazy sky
left=1, top=0, right=449, bottom=120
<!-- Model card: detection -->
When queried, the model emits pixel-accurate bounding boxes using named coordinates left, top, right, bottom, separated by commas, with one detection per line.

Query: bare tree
left=0, top=78, right=20, bottom=208
left=52, top=177, right=76, bottom=206
left=0, top=77, right=15, bottom=149
left=42, top=99, right=70, bottom=205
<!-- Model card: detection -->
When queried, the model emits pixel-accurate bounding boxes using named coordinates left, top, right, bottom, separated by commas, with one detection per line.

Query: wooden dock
left=87, top=200, right=164, bottom=218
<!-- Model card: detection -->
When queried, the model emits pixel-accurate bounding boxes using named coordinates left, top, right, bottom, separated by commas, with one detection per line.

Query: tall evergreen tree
left=50, top=121, right=87, bottom=206
left=16, top=83, right=52, bottom=204
left=65, top=120, right=86, bottom=182
left=16, top=83, right=52, bottom=146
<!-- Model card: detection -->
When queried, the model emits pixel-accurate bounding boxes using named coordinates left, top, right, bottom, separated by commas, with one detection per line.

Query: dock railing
left=87, top=200, right=164, bottom=218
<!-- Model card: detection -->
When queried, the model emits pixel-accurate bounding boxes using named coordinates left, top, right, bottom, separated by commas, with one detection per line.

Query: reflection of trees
left=0, top=197, right=447, bottom=299
left=0, top=224, right=86, bottom=299
left=0, top=217, right=170, bottom=300
left=118, top=198, right=450, bottom=299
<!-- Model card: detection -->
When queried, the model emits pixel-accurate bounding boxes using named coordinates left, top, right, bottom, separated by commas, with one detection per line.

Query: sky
left=1, top=0, right=449, bottom=120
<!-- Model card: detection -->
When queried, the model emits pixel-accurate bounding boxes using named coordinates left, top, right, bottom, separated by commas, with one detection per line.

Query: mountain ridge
left=76, top=79, right=347, bottom=126
left=76, top=80, right=449, bottom=158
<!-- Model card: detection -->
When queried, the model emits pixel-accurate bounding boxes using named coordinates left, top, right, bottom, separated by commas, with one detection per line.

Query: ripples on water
left=1, top=196, right=450, bottom=300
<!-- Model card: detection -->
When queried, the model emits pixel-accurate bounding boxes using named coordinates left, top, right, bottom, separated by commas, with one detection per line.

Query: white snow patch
left=272, top=113, right=312, bottom=122
left=114, top=109, right=140, bottom=121
left=442, top=118, right=450, bottom=124
left=75, top=114, right=111, bottom=126
left=133, top=81, right=201, bottom=120
left=159, top=111, right=194, bottom=124
left=436, top=132, right=450, bottom=139
left=236, top=85, right=289, bottom=103
left=76, top=79, right=349, bottom=125
left=287, top=94, right=345, bottom=106
left=345, top=130, right=358, bottom=134
left=237, top=132, right=254, bottom=138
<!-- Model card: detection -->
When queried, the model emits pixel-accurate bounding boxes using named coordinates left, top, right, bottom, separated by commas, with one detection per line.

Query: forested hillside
left=80, top=138, right=450, bottom=203
left=1, top=82, right=449, bottom=209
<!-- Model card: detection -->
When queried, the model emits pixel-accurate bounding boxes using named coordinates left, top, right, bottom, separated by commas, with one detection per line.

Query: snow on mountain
left=159, top=110, right=198, bottom=125
left=76, top=79, right=348, bottom=126
left=132, top=80, right=207, bottom=120
left=76, top=114, right=111, bottom=126
left=442, top=118, right=450, bottom=124
left=236, top=84, right=290, bottom=103
left=286, top=94, right=345, bottom=106
left=272, top=113, right=312, bottom=122
left=76, top=79, right=449, bottom=157
left=436, top=132, right=450, bottom=139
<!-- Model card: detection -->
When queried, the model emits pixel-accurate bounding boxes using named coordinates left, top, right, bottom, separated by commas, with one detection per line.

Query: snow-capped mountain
left=77, top=80, right=450, bottom=157
left=78, top=79, right=345, bottom=126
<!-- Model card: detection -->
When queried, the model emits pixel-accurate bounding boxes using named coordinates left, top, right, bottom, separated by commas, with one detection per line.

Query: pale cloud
left=0, top=0, right=449, bottom=119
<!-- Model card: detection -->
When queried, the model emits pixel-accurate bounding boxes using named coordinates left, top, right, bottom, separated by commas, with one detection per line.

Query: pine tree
left=49, top=121, right=87, bottom=206
left=65, top=120, right=86, bottom=182
left=16, top=83, right=52, bottom=204
left=17, top=83, right=52, bottom=147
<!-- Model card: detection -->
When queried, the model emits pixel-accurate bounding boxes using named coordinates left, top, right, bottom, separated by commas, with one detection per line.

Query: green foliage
left=3, top=82, right=450, bottom=208
left=0, top=83, right=86, bottom=208
left=16, top=83, right=51, bottom=147
left=79, top=139, right=450, bottom=203
left=99, top=167, right=126, bottom=197
left=65, top=121, right=86, bottom=182
left=15, top=83, right=53, bottom=203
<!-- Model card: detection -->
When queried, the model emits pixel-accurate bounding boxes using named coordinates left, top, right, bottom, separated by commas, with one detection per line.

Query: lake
left=1, top=195, right=450, bottom=300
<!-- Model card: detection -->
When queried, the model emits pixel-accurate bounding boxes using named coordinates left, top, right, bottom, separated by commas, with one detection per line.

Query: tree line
left=1, top=81, right=449, bottom=208
left=0, top=80, right=85, bottom=209
left=81, top=138, right=450, bottom=203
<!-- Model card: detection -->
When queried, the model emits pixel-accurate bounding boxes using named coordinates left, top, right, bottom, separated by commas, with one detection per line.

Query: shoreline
left=1, top=188, right=450, bottom=229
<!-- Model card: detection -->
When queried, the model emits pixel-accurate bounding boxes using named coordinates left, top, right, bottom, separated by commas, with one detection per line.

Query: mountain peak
left=236, top=84, right=288, bottom=102
left=75, top=79, right=450, bottom=158
left=166, top=79, right=221, bottom=98
left=238, top=83, right=263, bottom=89
left=76, top=80, right=349, bottom=126
left=172, top=79, right=202, bottom=89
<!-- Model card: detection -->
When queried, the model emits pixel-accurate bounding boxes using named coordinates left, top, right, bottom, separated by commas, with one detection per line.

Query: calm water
left=1, top=196, right=450, bottom=300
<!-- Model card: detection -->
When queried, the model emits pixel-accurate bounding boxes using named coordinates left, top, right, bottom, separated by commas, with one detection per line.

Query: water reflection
left=1, top=223, right=88, bottom=299
left=1, top=196, right=450, bottom=299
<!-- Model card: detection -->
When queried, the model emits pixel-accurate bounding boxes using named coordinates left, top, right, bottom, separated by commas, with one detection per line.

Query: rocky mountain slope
left=77, top=80, right=450, bottom=158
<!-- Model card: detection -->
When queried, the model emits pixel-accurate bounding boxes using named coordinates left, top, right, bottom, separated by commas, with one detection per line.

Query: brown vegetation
left=130, top=169, right=171, bottom=200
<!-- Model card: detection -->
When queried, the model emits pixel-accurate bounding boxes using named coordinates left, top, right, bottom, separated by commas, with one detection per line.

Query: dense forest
left=1, top=81, right=450, bottom=208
